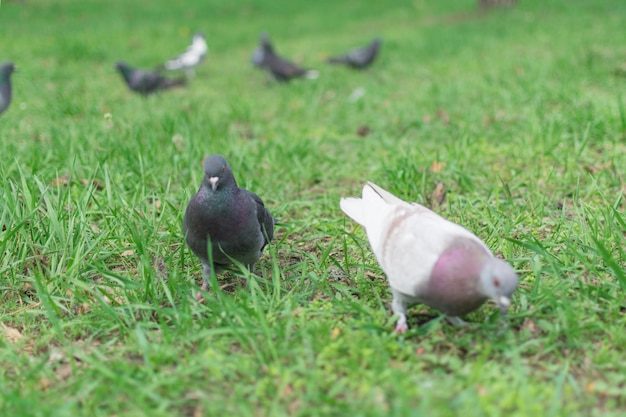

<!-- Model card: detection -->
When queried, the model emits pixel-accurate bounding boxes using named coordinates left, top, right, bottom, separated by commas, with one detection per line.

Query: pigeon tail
left=339, top=197, right=367, bottom=227
left=365, top=182, right=410, bottom=206
left=161, top=77, right=187, bottom=90
left=162, top=62, right=178, bottom=71
left=340, top=183, right=393, bottom=232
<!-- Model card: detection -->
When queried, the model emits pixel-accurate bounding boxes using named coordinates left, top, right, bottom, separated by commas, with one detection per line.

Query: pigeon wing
left=379, top=206, right=491, bottom=296
left=246, top=190, right=274, bottom=246
left=341, top=182, right=491, bottom=296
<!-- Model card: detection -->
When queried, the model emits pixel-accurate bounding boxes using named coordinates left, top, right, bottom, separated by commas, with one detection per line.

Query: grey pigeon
left=163, top=32, right=208, bottom=77
left=328, top=38, right=382, bottom=69
left=183, top=154, right=275, bottom=295
left=114, top=61, right=186, bottom=96
left=253, top=33, right=318, bottom=82
left=0, top=61, right=15, bottom=115
left=340, top=182, right=518, bottom=333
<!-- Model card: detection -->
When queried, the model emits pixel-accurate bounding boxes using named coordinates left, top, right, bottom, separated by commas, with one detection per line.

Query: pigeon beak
left=498, top=295, right=511, bottom=315
left=209, top=176, right=219, bottom=191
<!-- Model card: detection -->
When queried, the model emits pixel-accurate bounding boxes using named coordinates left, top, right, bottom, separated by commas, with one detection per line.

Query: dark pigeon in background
left=328, top=38, right=382, bottom=69
left=253, top=32, right=318, bottom=82
left=183, top=154, right=275, bottom=296
left=162, top=32, right=208, bottom=77
left=0, top=61, right=15, bottom=115
left=114, top=61, right=186, bottom=96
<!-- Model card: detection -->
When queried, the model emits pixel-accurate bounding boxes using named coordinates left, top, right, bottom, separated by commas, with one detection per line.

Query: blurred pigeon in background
left=183, top=154, right=275, bottom=296
left=328, top=38, right=382, bottom=69
left=250, top=33, right=270, bottom=68
left=253, top=32, right=318, bottom=82
left=0, top=61, right=15, bottom=115
left=115, top=61, right=186, bottom=96
left=340, top=182, right=518, bottom=333
left=163, top=32, right=208, bottom=77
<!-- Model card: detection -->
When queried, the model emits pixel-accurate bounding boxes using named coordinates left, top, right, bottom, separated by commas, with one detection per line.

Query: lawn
left=1, top=0, right=625, bottom=415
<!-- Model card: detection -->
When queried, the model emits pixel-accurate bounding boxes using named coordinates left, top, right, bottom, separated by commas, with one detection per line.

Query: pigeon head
left=203, top=154, right=236, bottom=191
left=0, top=62, right=15, bottom=78
left=479, top=258, right=518, bottom=314
left=260, top=32, right=274, bottom=54
left=192, top=32, right=207, bottom=47
left=114, top=61, right=131, bottom=75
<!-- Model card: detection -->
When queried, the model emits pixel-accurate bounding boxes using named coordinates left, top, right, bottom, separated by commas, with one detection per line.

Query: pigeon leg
left=196, top=262, right=212, bottom=301
left=391, top=290, right=411, bottom=334
left=394, top=314, right=409, bottom=334
left=201, top=263, right=212, bottom=290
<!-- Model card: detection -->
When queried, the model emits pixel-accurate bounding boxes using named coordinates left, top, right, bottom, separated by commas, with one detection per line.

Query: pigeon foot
left=195, top=279, right=209, bottom=301
left=394, top=315, right=409, bottom=334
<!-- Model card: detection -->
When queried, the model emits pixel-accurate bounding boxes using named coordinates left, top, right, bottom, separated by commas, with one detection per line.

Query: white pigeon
left=340, top=182, right=518, bottom=333
left=163, top=32, right=208, bottom=77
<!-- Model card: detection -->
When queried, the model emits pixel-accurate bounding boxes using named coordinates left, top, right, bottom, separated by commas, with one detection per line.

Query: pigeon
left=114, top=61, right=186, bottom=96
left=163, top=32, right=208, bottom=77
left=0, top=61, right=15, bottom=115
left=183, top=154, right=275, bottom=295
left=328, top=38, right=382, bottom=69
left=340, top=182, right=518, bottom=333
left=253, top=32, right=318, bottom=82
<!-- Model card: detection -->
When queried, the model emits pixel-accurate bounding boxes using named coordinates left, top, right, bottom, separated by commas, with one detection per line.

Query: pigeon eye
left=493, top=278, right=500, bottom=287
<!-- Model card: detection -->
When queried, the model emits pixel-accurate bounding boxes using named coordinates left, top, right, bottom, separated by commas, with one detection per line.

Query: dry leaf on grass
left=80, top=178, right=104, bottom=190
left=430, top=160, right=446, bottom=173
left=1, top=322, right=23, bottom=344
left=357, top=124, right=371, bottom=137
left=436, top=109, right=450, bottom=125
left=430, top=182, right=446, bottom=210
left=584, top=161, right=612, bottom=174
left=147, top=197, right=162, bottom=211
left=51, top=174, right=71, bottom=187
left=520, top=317, right=541, bottom=335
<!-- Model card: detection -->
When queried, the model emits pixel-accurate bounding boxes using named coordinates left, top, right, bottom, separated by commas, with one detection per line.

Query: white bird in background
left=340, top=182, right=518, bottom=333
left=163, top=32, right=208, bottom=77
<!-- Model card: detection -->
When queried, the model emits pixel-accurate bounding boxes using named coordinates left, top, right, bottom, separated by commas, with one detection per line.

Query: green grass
left=1, top=0, right=625, bottom=415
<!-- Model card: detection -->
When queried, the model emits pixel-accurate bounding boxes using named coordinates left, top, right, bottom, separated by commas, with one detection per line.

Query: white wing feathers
left=340, top=182, right=492, bottom=295
left=164, top=34, right=208, bottom=71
